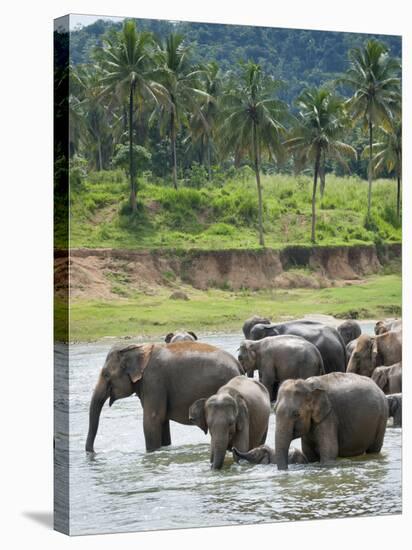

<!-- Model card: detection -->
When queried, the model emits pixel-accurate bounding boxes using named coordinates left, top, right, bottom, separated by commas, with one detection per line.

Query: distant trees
left=339, top=40, right=401, bottom=218
left=220, top=63, right=286, bottom=245
left=286, top=89, right=356, bottom=242
left=68, top=20, right=402, bottom=245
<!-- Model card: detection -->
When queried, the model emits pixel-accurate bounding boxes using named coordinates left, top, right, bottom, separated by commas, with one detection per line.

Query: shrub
left=205, top=223, right=235, bottom=236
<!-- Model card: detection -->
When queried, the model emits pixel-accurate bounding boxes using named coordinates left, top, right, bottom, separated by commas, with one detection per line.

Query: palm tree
left=220, top=63, right=286, bottom=246
left=153, top=33, right=210, bottom=189
left=99, top=20, right=167, bottom=212
left=188, top=62, right=222, bottom=180
left=365, top=120, right=402, bottom=219
left=286, top=88, right=357, bottom=243
left=339, top=40, right=401, bottom=218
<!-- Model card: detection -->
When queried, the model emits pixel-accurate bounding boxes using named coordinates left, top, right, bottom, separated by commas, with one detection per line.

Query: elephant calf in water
left=189, top=376, right=271, bottom=469
left=372, top=363, right=402, bottom=394
left=238, top=335, right=324, bottom=401
left=387, top=394, right=402, bottom=427
left=274, top=372, right=388, bottom=470
left=233, top=445, right=308, bottom=465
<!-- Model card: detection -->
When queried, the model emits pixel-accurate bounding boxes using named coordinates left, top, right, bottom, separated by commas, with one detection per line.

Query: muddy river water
left=58, top=323, right=401, bottom=535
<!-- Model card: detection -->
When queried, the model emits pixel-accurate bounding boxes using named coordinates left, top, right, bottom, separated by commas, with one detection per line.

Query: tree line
left=69, top=20, right=401, bottom=244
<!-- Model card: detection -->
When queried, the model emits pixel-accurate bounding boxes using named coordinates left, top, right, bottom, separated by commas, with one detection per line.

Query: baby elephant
left=372, top=363, right=402, bottom=394
left=165, top=331, right=198, bottom=343
left=238, top=335, right=324, bottom=401
left=233, top=445, right=308, bottom=465
left=189, top=376, right=271, bottom=470
left=387, top=393, right=402, bottom=427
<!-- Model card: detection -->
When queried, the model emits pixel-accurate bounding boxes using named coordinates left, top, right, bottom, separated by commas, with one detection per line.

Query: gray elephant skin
left=165, top=331, right=198, bottom=343
left=375, top=319, right=402, bottom=335
left=189, top=376, right=271, bottom=469
left=238, top=335, right=324, bottom=401
left=387, top=393, right=402, bottom=427
left=250, top=320, right=346, bottom=374
left=337, top=320, right=361, bottom=346
left=274, top=372, right=388, bottom=470
left=347, top=331, right=402, bottom=377
left=233, top=444, right=308, bottom=465
left=372, top=363, right=402, bottom=394
left=86, top=341, right=242, bottom=453
left=242, top=315, right=271, bottom=339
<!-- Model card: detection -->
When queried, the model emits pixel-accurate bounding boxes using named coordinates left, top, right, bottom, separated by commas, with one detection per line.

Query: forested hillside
left=70, top=18, right=401, bottom=103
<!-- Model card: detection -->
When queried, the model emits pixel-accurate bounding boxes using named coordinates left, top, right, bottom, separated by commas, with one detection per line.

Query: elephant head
left=337, top=320, right=361, bottom=346
left=189, top=391, right=249, bottom=470
left=237, top=341, right=257, bottom=374
left=85, top=343, right=154, bottom=453
left=250, top=323, right=279, bottom=341
left=347, top=334, right=380, bottom=376
left=242, top=316, right=271, bottom=339
left=275, top=378, right=331, bottom=470
left=375, top=321, right=389, bottom=335
left=165, top=331, right=198, bottom=343
left=232, top=445, right=273, bottom=464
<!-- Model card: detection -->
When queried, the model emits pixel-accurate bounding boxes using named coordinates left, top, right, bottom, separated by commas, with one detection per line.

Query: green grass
left=62, top=273, right=401, bottom=342
left=64, top=170, right=401, bottom=250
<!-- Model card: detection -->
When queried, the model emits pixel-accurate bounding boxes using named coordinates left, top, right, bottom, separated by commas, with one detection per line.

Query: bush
left=185, top=162, right=208, bottom=189
left=205, top=223, right=235, bottom=236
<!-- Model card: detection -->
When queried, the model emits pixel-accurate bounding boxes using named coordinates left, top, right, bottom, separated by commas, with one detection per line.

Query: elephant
left=274, top=372, right=388, bottom=470
left=371, top=363, right=402, bottom=394
left=250, top=320, right=346, bottom=374
left=232, top=445, right=308, bottom=465
left=337, top=320, right=361, bottom=346
left=189, top=376, right=270, bottom=470
left=347, top=331, right=402, bottom=377
left=375, top=319, right=402, bottom=335
left=165, top=331, right=198, bottom=343
left=346, top=338, right=359, bottom=362
left=242, top=315, right=271, bottom=339
left=386, top=394, right=402, bottom=427
left=86, top=341, right=243, bottom=453
left=238, top=335, right=324, bottom=401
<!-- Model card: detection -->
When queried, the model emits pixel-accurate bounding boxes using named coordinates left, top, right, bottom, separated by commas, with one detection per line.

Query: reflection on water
left=60, top=323, right=401, bottom=535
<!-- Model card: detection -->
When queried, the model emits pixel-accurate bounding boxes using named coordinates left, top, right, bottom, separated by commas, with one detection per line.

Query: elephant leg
left=271, top=381, right=280, bottom=402
left=143, top=400, right=167, bottom=452
left=301, top=439, right=319, bottom=463
left=313, top=423, right=339, bottom=464
left=260, top=427, right=268, bottom=445
left=366, top=421, right=386, bottom=453
left=161, top=420, right=171, bottom=447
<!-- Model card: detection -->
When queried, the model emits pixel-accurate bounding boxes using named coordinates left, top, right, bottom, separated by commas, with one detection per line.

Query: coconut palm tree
left=285, top=88, right=357, bottom=243
left=188, top=62, right=222, bottom=181
left=365, top=120, right=402, bottom=219
left=339, top=40, right=401, bottom=218
left=220, top=62, right=286, bottom=246
left=99, top=20, right=168, bottom=212
left=153, top=33, right=210, bottom=189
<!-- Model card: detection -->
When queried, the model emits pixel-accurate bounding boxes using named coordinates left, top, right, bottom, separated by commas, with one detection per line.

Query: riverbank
left=62, top=273, right=401, bottom=342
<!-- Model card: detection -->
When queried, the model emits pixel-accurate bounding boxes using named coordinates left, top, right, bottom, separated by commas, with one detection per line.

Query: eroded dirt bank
left=54, top=243, right=401, bottom=299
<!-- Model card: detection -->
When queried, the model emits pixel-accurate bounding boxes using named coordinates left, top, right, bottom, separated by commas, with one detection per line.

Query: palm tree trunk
left=397, top=174, right=401, bottom=220
left=311, top=150, right=321, bottom=243
left=97, top=136, right=103, bottom=171
left=319, top=151, right=326, bottom=198
left=367, top=119, right=373, bottom=218
left=129, top=85, right=137, bottom=212
left=252, top=123, right=265, bottom=247
left=171, top=110, right=178, bottom=190
left=207, top=137, right=212, bottom=182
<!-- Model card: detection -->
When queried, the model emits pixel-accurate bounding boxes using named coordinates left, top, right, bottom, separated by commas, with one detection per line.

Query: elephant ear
left=189, top=399, right=208, bottom=434
left=119, top=344, right=154, bottom=383
left=307, top=379, right=331, bottom=424
left=188, top=331, right=198, bottom=341
left=372, top=367, right=388, bottom=392
left=235, top=394, right=249, bottom=434
left=371, top=338, right=381, bottom=369
left=165, top=333, right=174, bottom=343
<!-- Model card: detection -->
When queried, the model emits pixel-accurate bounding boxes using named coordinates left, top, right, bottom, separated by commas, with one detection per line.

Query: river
left=58, top=322, right=401, bottom=535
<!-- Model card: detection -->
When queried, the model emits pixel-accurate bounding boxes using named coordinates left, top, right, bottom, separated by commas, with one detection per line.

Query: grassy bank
left=65, top=170, right=401, bottom=250
left=63, top=273, right=401, bottom=342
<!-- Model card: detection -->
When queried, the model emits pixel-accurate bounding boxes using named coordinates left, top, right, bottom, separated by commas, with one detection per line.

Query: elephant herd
left=85, top=315, right=402, bottom=471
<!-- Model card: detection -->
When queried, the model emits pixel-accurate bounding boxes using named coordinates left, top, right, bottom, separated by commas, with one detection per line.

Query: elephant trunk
left=232, top=447, right=253, bottom=462
left=211, top=435, right=229, bottom=470
left=275, top=423, right=293, bottom=470
left=85, top=376, right=109, bottom=452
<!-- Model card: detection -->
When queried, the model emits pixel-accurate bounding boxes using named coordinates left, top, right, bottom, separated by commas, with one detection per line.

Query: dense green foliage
left=64, top=19, right=401, bottom=247
left=66, top=170, right=401, bottom=250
